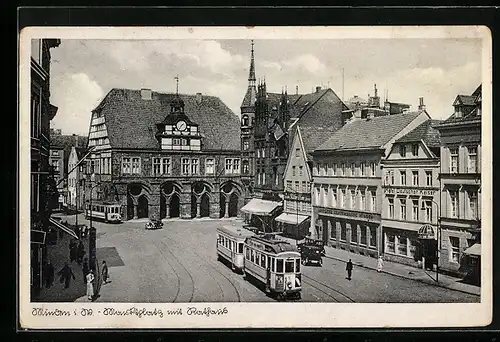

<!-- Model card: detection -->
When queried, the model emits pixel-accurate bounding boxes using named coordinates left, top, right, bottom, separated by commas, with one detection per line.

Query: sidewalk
left=35, top=224, right=90, bottom=302
left=279, top=236, right=480, bottom=297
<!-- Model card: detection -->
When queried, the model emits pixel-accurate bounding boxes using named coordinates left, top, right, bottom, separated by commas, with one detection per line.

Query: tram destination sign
left=384, top=187, right=435, bottom=196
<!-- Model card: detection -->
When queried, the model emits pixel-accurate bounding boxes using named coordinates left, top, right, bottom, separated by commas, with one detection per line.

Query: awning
left=49, top=217, right=79, bottom=239
left=275, top=212, right=309, bottom=225
left=463, top=243, right=481, bottom=256
left=240, top=199, right=282, bottom=216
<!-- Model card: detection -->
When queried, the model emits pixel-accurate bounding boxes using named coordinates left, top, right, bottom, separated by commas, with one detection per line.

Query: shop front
left=240, top=198, right=282, bottom=233
left=275, top=212, right=310, bottom=240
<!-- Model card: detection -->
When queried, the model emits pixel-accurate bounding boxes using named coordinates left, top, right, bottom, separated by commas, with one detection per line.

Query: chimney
left=316, top=86, right=322, bottom=93
left=140, top=88, right=152, bottom=100
left=73, top=133, right=78, bottom=147
left=418, top=97, right=426, bottom=111
left=296, top=85, right=298, bottom=95
left=196, top=92, right=202, bottom=104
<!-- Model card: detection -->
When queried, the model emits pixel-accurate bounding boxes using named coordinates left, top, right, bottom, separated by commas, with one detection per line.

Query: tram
left=84, top=202, right=122, bottom=223
left=216, top=225, right=255, bottom=273
left=243, top=233, right=302, bottom=300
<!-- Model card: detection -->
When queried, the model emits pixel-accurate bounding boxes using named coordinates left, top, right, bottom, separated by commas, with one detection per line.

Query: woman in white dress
left=377, top=256, right=384, bottom=272
left=86, top=270, right=95, bottom=300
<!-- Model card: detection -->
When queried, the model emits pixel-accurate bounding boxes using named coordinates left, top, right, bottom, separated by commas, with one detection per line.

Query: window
left=191, top=158, right=199, bottom=175
left=285, top=260, right=294, bottom=273
left=205, top=158, right=215, bottom=175
left=276, top=259, right=284, bottom=273
left=400, top=145, right=407, bottom=157
left=348, top=190, right=354, bottom=209
left=350, top=224, right=358, bottom=243
left=450, top=190, right=458, bottom=218
left=412, top=170, right=419, bottom=186
left=449, top=236, right=460, bottom=263
left=173, top=138, right=181, bottom=146
left=340, top=223, right=346, bottom=241
left=370, top=162, right=376, bottom=177
left=250, top=249, right=255, bottom=263
left=425, top=170, right=432, bottom=186
left=131, top=158, right=141, bottom=174
left=153, top=158, right=161, bottom=175
left=350, top=163, right=356, bottom=177
left=341, top=163, right=346, bottom=176
left=262, top=148, right=265, bottom=158
left=359, top=191, right=366, bottom=211
left=397, top=236, right=408, bottom=255
left=400, top=199, right=407, bottom=220
left=385, top=233, right=395, bottom=253
left=122, top=157, right=131, bottom=174
left=299, top=166, right=304, bottom=176
left=182, top=158, right=190, bottom=175
left=301, top=181, right=307, bottom=192
left=261, top=254, right=266, bottom=268
left=242, top=160, right=249, bottom=174
left=51, top=160, right=59, bottom=172
left=330, top=223, right=337, bottom=240
left=286, top=180, right=292, bottom=190
left=295, top=148, right=300, bottom=157
left=292, top=166, right=296, bottom=176
left=360, top=226, right=367, bottom=245
left=31, top=91, right=41, bottom=138
left=257, top=149, right=261, bottom=158
left=295, top=181, right=300, bottom=192
left=468, top=146, right=477, bottom=173
left=388, top=198, right=394, bottom=218
left=360, top=162, right=366, bottom=176
left=386, top=170, right=394, bottom=185
left=409, top=239, right=416, bottom=258
left=243, top=141, right=249, bottom=151
left=412, top=199, right=419, bottom=221
left=468, top=191, right=478, bottom=219
left=339, top=189, right=345, bottom=208
left=233, top=159, right=240, bottom=174
left=369, top=226, right=377, bottom=247
left=450, top=148, right=459, bottom=173
left=412, top=144, right=419, bottom=156
left=370, top=190, right=377, bottom=212
left=271, top=258, right=275, bottom=272
left=332, top=190, right=337, bottom=207
left=332, top=163, right=337, bottom=176
left=400, top=170, right=406, bottom=185
left=295, top=259, right=300, bottom=273
left=423, top=200, right=432, bottom=222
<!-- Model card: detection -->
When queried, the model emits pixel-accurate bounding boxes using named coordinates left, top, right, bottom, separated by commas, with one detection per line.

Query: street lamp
left=420, top=199, right=441, bottom=283
left=88, top=181, right=101, bottom=272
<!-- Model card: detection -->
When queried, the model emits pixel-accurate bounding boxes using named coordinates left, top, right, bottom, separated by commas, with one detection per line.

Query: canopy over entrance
left=463, top=243, right=481, bottom=256
left=275, top=212, right=309, bottom=225
left=418, top=224, right=436, bottom=240
left=240, top=198, right=282, bottom=216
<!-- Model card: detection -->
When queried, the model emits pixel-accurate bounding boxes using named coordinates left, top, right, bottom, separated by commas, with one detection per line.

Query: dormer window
left=242, top=115, right=249, bottom=127
left=454, top=106, right=463, bottom=118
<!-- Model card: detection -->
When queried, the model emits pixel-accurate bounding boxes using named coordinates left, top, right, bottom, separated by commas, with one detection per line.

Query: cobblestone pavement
left=58, top=214, right=479, bottom=303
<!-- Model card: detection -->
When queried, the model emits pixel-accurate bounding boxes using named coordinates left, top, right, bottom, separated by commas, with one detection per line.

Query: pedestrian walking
left=377, top=256, right=384, bottom=273
left=43, top=260, right=54, bottom=288
left=101, top=260, right=109, bottom=284
left=69, top=239, right=77, bottom=262
left=86, top=270, right=95, bottom=300
left=82, top=258, right=89, bottom=283
left=346, top=259, right=353, bottom=280
left=57, top=262, right=76, bottom=289
left=77, top=240, right=85, bottom=265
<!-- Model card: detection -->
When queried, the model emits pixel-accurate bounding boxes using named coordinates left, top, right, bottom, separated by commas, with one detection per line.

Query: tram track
left=150, top=239, right=182, bottom=302
left=166, top=231, right=242, bottom=302
left=154, top=239, right=196, bottom=303
left=302, top=274, right=355, bottom=302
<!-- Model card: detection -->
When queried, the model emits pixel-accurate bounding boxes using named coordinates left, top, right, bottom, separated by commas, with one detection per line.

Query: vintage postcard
left=19, top=26, right=492, bottom=329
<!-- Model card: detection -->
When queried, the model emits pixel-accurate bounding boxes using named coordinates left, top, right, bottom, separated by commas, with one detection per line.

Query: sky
left=49, top=38, right=482, bottom=136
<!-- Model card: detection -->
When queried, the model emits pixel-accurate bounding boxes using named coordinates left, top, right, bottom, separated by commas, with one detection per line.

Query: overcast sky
left=49, top=38, right=482, bottom=136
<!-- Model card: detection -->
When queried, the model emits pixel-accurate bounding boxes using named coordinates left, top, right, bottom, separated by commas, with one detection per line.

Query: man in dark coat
left=57, top=262, right=76, bottom=289
left=69, top=239, right=77, bottom=262
left=101, top=260, right=109, bottom=284
left=82, top=258, right=89, bottom=283
left=43, top=260, right=55, bottom=288
left=346, top=259, right=353, bottom=280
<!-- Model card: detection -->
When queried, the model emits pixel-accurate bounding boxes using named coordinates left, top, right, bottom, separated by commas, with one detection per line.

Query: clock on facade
left=176, top=120, right=187, bottom=131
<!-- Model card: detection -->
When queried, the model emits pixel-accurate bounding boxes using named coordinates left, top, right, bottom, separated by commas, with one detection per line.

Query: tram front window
left=285, top=260, right=294, bottom=273
left=238, top=243, right=243, bottom=254
left=295, top=259, right=300, bottom=273
left=276, top=259, right=284, bottom=273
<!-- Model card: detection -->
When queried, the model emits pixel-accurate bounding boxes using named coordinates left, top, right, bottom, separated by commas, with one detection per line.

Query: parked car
left=297, top=237, right=325, bottom=266
left=145, top=219, right=164, bottom=230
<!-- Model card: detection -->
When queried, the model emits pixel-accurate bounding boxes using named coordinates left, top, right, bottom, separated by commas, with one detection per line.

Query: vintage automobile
left=297, top=238, right=325, bottom=266
left=145, top=219, right=164, bottom=230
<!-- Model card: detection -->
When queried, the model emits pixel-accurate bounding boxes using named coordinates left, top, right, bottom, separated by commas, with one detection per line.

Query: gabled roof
left=440, top=84, right=482, bottom=126
left=396, top=119, right=442, bottom=148
left=315, top=111, right=424, bottom=152
left=241, top=85, right=257, bottom=109
left=454, top=95, right=476, bottom=107
left=95, top=88, right=240, bottom=151
left=50, top=134, right=88, bottom=171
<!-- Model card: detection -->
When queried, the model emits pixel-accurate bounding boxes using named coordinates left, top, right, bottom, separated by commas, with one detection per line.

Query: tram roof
left=217, top=225, right=256, bottom=238
left=247, top=235, right=299, bottom=254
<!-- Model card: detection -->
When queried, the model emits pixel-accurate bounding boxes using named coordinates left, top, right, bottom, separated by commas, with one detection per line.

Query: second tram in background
left=84, top=201, right=122, bottom=223
left=216, top=226, right=302, bottom=300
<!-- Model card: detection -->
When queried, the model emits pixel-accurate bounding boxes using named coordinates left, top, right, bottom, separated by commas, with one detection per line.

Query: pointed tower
left=240, top=40, right=257, bottom=182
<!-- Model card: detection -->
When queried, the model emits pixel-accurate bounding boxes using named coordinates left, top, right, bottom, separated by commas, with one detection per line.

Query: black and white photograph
left=20, top=26, right=492, bottom=329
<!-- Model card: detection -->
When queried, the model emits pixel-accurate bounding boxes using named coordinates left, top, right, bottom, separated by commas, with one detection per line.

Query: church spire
left=248, top=40, right=256, bottom=86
